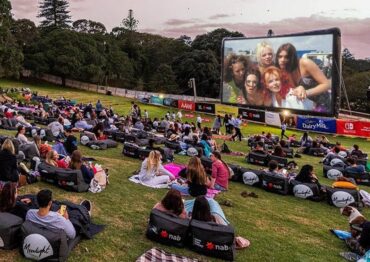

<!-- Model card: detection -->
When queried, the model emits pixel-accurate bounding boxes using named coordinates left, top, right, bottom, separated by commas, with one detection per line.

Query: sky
left=10, top=0, right=370, bottom=58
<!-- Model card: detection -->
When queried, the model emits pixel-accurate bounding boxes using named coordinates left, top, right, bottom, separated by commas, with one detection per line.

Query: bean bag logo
left=327, top=169, right=343, bottom=180
left=242, top=172, right=259, bottom=185
left=332, top=191, right=355, bottom=207
left=194, top=238, right=231, bottom=251
left=293, top=185, right=314, bottom=199
left=159, top=229, right=181, bottom=241
left=23, top=234, right=53, bottom=260
left=263, top=181, right=283, bottom=190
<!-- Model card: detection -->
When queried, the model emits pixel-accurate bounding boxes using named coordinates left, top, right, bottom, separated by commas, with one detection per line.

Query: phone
left=59, top=205, right=66, bottom=216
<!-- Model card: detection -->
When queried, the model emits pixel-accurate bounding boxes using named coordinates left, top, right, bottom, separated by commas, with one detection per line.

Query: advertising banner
left=150, top=96, right=163, bottom=105
left=357, top=121, right=370, bottom=137
left=336, top=119, right=358, bottom=136
left=178, top=100, right=195, bottom=111
left=265, top=112, right=282, bottom=127
left=163, top=98, right=178, bottom=108
left=195, top=103, right=215, bottom=114
left=238, top=108, right=265, bottom=123
left=215, top=104, right=238, bottom=117
left=297, top=117, right=336, bottom=133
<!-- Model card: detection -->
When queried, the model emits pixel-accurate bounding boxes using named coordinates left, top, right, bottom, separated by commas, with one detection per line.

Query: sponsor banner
left=195, top=103, right=215, bottom=114
left=265, top=111, right=282, bottom=127
left=163, top=98, right=178, bottom=108
left=297, top=116, right=336, bottom=133
left=357, top=121, right=370, bottom=137
left=238, top=108, right=265, bottom=123
left=215, top=104, right=238, bottom=117
left=150, top=96, right=163, bottom=105
left=178, top=100, right=195, bottom=111
left=184, top=114, right=194, bottom=118
left=336, top=119, right=357, bottom=136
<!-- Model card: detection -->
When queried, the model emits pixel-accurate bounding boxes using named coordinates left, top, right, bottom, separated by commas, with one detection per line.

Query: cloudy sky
left=10, top=0, right=370, bottom=58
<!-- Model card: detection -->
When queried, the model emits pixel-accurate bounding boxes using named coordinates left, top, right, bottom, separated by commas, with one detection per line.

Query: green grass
left=1, top=78, right=370, bottom=261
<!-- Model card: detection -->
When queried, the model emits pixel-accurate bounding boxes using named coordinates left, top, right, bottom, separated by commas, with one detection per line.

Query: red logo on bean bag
left=206, top=242, right=215, bottom=250
left=160, top=230, right=168, bottom=238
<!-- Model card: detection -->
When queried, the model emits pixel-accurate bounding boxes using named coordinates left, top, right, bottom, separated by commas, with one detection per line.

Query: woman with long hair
left=256, top=41, right=274, bottom=75
left=0, top=138, right=19, bottom=185
left=242, top=68, right=264, bottom=106
left=45, top=150, right=68, bottom=168
left=171, top=157, right=208, bottom=197
left=0, top=182, right=32, bottom=219
left=210, top=151, right=230, bottom=191
left=275, top=43, right=330, bottom=111
left=15, top=125, right=30, bottom=145
left=69, top=150, right=94, bottom=184
left=222, top=54, right=249, bottom=103
left=138, top=150, right=175, bottom=186
left=153, top=189, right=187, bottom=219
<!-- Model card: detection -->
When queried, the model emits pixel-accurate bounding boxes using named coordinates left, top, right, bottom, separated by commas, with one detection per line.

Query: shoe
left=220, top=200, right=233, bottom=207
left=80, top=199, right=92, bottom=217
left=90, top=145, right=100, bottom=150
left=241, top=191, right=248, bottom=198
left=248, top=192, right=258, bottom=198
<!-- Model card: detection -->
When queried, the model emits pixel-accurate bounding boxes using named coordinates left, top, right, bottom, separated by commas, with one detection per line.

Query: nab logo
left=345, top=123, right=354, bottom=130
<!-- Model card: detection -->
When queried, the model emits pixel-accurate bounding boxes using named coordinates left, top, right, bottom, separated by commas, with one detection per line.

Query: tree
left=38, top=0, right=71, bottom=29
left=342, top=48, right=355, bottom=61
left=172, top=50, right=220, bottom=97
left=0, top=0, right=12, bottom=27
left=0, top=0, right=23, bottom=78
left=72, top=19, right=107, bottom=34
left=10, top=19, right=39, bottom=48
left=191, top=28, right=244, bottom=59
left=176, top=35, right=192, bottom=46
left=121, top=9, right=139, bottom=31
left=148, top=64, right=178, bottom=93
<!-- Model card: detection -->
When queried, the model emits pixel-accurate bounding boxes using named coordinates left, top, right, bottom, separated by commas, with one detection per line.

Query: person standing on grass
left=281, top=120, right=288, bottom=140
left=177, top=110, right=183, bottom=121
left=144, top=109, right=149, bottom=120
left=231, top=115, right=242, bottom=141
left=196, top=115, right=202, bottom=130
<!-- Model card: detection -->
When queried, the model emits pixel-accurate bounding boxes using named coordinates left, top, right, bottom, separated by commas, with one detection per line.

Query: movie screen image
left=221, top=30, right=339, bottom=116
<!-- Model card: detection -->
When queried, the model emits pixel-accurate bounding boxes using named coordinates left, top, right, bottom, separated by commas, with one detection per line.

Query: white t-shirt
left=196, top=116, right=202, bottom=123
left=48, top=121, right=64, bottom=137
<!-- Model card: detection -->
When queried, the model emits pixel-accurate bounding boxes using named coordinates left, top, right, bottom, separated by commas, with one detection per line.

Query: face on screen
left=222, top=33, right=335, bottom=115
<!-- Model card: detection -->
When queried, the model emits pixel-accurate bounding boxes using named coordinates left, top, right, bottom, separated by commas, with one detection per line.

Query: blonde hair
left=256, top=41, right=274, bottom=67
left=147, top=150, right=161, bottom=174
left=187, top=157, right=207, bottom=185
left=1, top=138, right=15, bottom=155
left=45, top=150, right=58, bottom=167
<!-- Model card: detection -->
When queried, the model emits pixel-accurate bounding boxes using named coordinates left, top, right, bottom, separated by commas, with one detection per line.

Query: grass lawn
left=1, top=78, right=370, bottom=261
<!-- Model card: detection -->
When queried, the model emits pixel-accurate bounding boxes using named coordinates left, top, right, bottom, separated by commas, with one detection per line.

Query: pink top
left=212, top=160, right=229, bottom=189
left=153, top=202, right=187, bottom=219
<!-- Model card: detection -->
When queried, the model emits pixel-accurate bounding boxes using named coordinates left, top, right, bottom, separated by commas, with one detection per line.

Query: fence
left=31, top=72, right=219, bottom=103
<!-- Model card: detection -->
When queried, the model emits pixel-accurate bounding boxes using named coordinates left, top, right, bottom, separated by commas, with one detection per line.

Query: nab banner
left=163, top=98, right=178, bottom=108
left=357, top=121, right=370, bottom=137
left=195, top=103, right=215, bottom=114
left=238, top=108, right=265, bottom=123
left=178, top=100, right=195, bottom=111
left=297, top=117, right=336, bottom=133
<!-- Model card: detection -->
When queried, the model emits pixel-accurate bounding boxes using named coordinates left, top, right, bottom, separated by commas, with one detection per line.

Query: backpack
left=221, top=141, right=231, bottom=153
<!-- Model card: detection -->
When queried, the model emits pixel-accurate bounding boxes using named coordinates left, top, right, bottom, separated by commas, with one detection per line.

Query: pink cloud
left=208, top=14, right=232, bottom=20
left=164, top=18, right=202, bottom=26
left=146, top=15, right=370, bottom=59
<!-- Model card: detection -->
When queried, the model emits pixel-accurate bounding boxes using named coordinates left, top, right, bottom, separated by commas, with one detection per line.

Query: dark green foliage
left=38, top=0, right=71, bottom=29
left=10, top=19, right=39, bottom=48
left=72, top=19, right=107, bottom=34
left=192, top=28, right=244, bottom=59
left=172, top=49, right=220, bottom=97
left=0, top=0, right=12, bottom=27
left=148, top=64, right=178, bottom=93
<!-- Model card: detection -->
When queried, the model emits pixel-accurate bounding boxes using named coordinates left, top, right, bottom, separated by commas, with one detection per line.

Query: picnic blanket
left=129, top=174, right=169, bottom=189
left=136, top=247, right=198, bottom=262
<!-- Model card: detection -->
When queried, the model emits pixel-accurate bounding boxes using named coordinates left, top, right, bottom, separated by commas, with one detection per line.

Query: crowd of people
left=1, top=91, right=370, bottom=260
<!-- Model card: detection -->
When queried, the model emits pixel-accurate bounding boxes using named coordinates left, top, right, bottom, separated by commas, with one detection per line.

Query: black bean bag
left=189, top=219, right=235, bottom=261
left=0, top=212, right=23, bottom=250
left=269, top=155, right=288, bottom=168
left=261, top=171, right=289, bottom=195
left=241, top=168, right=263, bottom=187
left=246, top=152, right=269, bottom=166
left=20, top=221, right=81, bottom=262
left=326, top=187, right=360, bottom=208
left=38, top=162, right=89, bottom=192
left=146, top=209, right=190, bottom=248
left=122, top=142, right=140, bottom=158
left=290, top=179, right=320, bottom=200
